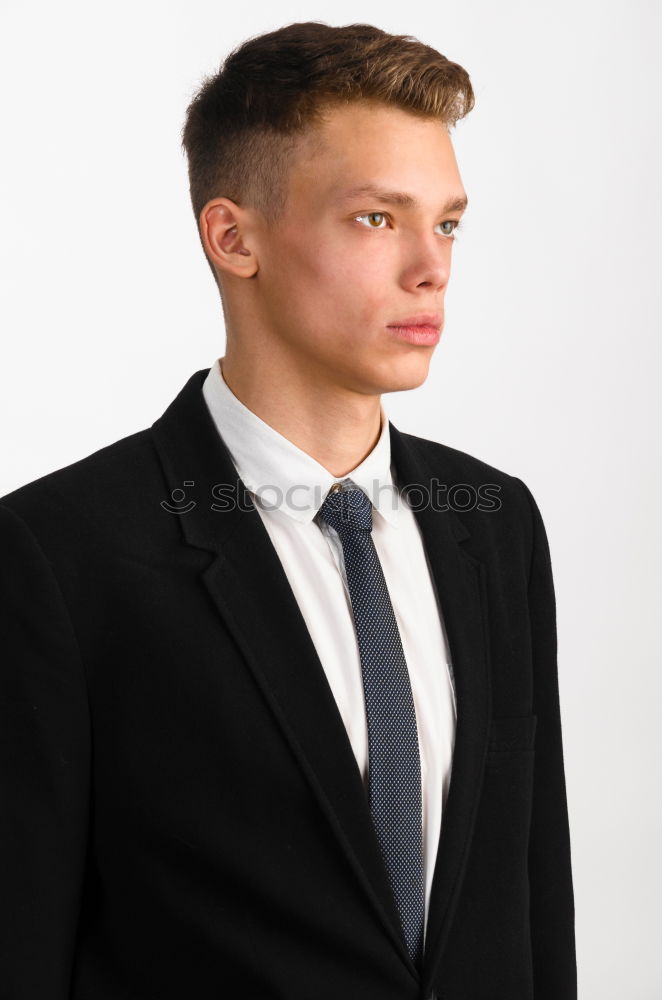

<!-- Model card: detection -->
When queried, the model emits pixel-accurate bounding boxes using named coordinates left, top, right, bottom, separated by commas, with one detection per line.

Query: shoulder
left=397, top=429, right=518, bottom=483
left=394, top=426, right=535, bottom=507
left=0, top=427, right=160, bottom=555
left=394, top=428, right=544, bottom=569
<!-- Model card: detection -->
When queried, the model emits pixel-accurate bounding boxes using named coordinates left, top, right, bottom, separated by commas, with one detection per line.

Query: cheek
left=262, top=223, right=398, bottom=353
left=292, top=234, right=392, bottom=317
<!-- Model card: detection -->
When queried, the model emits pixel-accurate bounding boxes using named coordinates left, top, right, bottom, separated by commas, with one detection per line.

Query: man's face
left=253, top=99, right=468, bottom=396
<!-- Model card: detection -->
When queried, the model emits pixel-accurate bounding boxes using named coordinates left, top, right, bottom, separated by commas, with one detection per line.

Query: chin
left=381, top=356, right=433, bottom=393
left=358, top=371, right=430, bottom=396
left=340, top=352, right=434, bottom=396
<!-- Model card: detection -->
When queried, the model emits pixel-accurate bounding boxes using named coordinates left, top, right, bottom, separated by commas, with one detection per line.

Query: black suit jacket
left=0, top=369, right=576, bottom=999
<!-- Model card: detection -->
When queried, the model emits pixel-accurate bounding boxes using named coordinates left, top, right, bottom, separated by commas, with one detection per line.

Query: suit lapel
left=389, top=428, right=493, bottom=995
left=152, top=370, right=492, bottom=993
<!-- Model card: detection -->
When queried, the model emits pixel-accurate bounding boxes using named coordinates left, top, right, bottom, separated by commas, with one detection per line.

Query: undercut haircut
left=181, top=21, right=474, bottom=287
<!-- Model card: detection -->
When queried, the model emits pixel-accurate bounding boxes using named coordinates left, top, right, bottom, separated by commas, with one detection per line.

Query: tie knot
left=318, top=486, right=373, bottom=535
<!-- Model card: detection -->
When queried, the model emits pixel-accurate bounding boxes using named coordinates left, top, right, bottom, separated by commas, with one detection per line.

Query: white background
left=1, top=2, right=661, bottom=995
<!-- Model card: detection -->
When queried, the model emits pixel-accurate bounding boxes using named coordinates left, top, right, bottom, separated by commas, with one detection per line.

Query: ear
left=199, top=197, right=258, bottom=280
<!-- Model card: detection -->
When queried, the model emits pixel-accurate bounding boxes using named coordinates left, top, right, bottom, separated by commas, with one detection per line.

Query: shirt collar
left=201, top=358, right=400, bottom=527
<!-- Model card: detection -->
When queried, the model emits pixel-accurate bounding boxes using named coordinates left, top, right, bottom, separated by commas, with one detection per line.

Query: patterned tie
left=317, top=484, right=425, bottom=970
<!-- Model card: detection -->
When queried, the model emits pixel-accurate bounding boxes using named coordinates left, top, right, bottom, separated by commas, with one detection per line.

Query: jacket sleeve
left=0, top=502, right=91, bottom=999
left=515, top=479, right=577, bottom=999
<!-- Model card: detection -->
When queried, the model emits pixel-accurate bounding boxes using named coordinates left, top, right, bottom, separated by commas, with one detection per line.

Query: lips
left=387, top=313, right=442, bottom=329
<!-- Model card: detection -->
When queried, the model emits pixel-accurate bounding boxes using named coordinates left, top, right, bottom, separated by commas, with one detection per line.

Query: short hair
left=181, top=21, right=474, bottom=286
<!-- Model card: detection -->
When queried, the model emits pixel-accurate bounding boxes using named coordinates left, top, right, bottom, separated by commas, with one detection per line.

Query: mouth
left=386, top=313, right=443, bottom=346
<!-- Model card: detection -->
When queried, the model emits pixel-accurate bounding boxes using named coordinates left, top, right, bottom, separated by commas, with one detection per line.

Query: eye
left=354, top=213, right=463, bottom=239
left=437, top=219, right=462, bottom=238
left=355, top=212, right=388, bottom=229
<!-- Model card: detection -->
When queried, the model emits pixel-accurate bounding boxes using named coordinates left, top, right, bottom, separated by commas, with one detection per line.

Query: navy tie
left=317, top=484, right=425, bottom=970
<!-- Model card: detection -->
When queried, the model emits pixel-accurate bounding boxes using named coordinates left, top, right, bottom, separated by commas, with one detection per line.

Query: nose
left=401, top=236, right=451, bottom=293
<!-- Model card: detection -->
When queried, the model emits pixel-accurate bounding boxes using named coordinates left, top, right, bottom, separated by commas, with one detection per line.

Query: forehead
left=291, top=101, right=464, bottom=206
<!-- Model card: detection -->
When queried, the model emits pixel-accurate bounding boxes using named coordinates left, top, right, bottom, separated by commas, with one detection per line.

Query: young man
left=0, top=21, right=576, bottom=1000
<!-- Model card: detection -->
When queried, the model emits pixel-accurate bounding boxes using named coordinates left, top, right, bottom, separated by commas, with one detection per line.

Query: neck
left=219, top=350, right=383, bottom=480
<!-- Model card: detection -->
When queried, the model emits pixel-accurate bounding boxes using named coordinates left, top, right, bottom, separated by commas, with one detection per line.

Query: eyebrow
left=334, top=184, right=468, bottom=214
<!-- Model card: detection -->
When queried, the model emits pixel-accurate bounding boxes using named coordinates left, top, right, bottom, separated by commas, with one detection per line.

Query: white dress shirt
left=202, top=357, right=457, bottom=944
